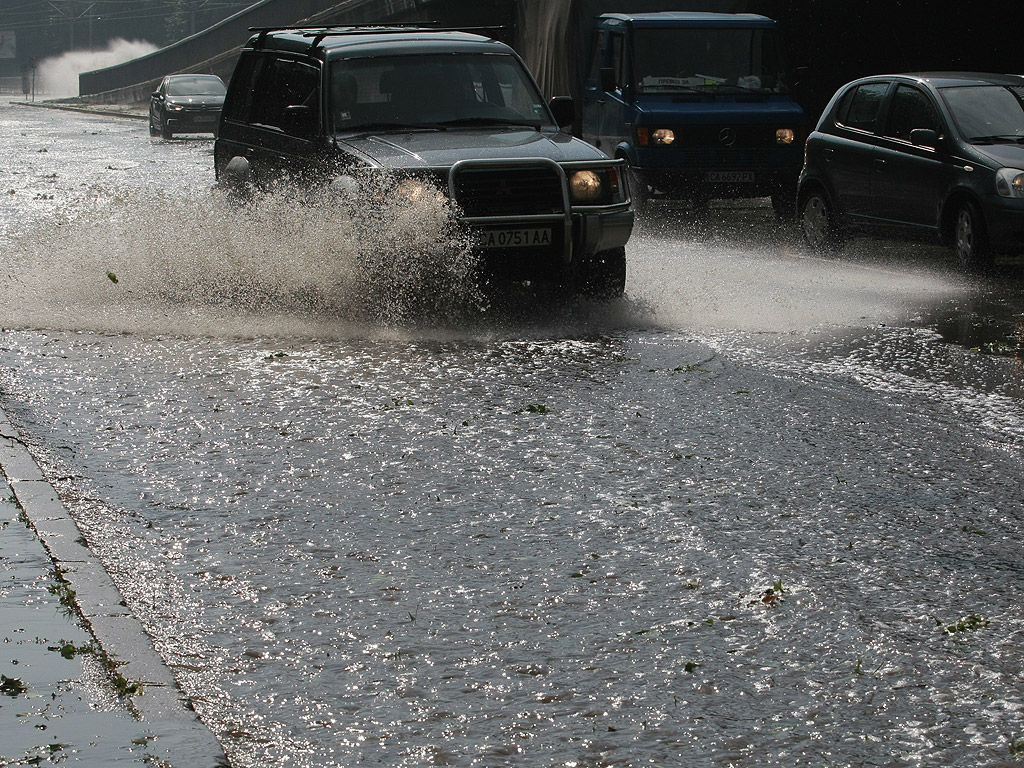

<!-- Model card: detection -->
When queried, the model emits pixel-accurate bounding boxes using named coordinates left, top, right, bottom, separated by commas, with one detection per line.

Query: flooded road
left=1, top=100, right=1023, bottom=768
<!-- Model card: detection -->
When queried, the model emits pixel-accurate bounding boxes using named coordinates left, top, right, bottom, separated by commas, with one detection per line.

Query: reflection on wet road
left=1, top=101, right=1023, bottom=768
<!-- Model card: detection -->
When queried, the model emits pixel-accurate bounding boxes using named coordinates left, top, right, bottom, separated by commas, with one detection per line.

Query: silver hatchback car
left=797, top=72, right=1024, bottom=271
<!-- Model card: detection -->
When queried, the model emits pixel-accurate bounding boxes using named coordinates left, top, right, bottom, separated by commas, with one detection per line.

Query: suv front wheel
left=800, top=189, right=842, bottom=254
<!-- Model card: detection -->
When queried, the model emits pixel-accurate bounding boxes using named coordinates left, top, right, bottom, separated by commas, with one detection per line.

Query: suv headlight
left=995, top=167, right=1024, bottom=198
left=395, top=178, right=446, bottom=203
left=776, top=128, right=796, bottom=144
left=568, top=167, right=624, bottom=205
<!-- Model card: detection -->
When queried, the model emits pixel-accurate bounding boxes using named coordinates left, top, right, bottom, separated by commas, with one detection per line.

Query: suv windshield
left=632, top=27, right=789, bottom=94
left=940, top=84, right=1024, bottom=143
left=330, top=53, right=552, bottom=133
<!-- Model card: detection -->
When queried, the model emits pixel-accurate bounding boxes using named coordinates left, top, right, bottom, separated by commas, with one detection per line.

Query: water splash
left=1, top=183, right=490, bottom=336
left=38, top=39, right=159, bottom=98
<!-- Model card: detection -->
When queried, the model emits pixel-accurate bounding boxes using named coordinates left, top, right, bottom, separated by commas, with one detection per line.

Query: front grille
left=679, top=125, right=781, bottom=148
left=451, top=166, right=564, bottom=217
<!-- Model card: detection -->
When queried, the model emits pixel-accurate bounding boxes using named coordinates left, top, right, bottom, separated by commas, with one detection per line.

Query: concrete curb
left=0, top=411, right=228, bottom=767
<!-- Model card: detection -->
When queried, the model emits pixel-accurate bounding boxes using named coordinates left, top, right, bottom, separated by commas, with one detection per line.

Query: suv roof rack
left=249, top=24, right=505, bottom=51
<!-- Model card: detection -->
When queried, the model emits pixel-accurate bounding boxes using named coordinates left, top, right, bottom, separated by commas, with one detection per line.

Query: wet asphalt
left=0, top=97, right=226, bottom=767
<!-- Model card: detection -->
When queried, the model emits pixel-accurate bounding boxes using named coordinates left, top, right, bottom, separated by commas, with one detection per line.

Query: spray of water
left=38, top=39, right=159, bottom=98
left=0, top=183, right=540, bottom=337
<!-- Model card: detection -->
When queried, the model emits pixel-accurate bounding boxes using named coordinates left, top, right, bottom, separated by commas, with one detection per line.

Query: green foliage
left=1, top=673, right=28, bottom=696
left=944, top=615, right=988, bottom=635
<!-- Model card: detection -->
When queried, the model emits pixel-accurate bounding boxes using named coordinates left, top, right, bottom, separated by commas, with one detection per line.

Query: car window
left=940, top=84, right=1024, bottom=143
left=250, top=58, right=320, bottom=138
left=885, top=84, right=941, bottom=141
left=222, top=53, right=262, bottom=122
left=836, top=82, right=888, bottom=132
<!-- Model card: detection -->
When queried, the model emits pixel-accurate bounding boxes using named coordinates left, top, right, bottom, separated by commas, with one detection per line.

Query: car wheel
left=954, top=200, right=993, bottom=272
left=148, top=114, right=158, bottom=136
left=800, top=190, right=841, bottom=253
left=161, top=117, right=173, bottom=139
left=577, top=246, right=626, bottom=299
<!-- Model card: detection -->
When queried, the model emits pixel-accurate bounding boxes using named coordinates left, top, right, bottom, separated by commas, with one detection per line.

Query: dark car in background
left=797, top=72, right=1024, bottom=271
left=213, top=26, right=634, bottom=299
left=149, top=74, right=227, bottom=139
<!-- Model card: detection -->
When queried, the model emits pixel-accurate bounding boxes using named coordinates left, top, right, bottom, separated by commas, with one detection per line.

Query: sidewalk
left=0, top=409, right=227, bottom=766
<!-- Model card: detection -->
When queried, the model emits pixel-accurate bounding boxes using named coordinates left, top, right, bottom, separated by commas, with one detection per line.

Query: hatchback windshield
left=940, top=84, right=1024, bottom=143
left=632, top=28, right=790, bottom=94
left=330, top=53, right=552, bottom=132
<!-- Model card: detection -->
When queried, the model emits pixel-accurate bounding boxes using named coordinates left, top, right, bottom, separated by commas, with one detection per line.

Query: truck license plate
left=706, top=171, right=755, bottom=183
left=479, top=227, right=552, bottom=248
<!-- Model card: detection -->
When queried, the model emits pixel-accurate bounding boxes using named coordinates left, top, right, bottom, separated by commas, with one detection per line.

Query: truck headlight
left=636, top=127, right=675, bottom=146
left=569, top=170, right=603, bottom=202
left=776, top=128, right=796, bottom=144
left=995, top=167, right=1024, bottom=198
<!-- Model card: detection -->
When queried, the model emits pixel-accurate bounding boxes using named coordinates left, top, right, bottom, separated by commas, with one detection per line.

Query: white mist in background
left=38, top=39, right=158, bottom=97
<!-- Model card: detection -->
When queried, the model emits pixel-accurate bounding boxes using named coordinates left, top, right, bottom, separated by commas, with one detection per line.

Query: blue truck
left=516, top=3, right=805, bottom=216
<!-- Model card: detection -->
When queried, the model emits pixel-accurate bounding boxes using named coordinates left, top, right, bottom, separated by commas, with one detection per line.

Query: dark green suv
left=214, top=26, right=634, bottom=298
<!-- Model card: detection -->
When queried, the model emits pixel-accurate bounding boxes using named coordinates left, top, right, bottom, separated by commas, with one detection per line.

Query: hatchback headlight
left=995, top=167, right=1024, bottom=198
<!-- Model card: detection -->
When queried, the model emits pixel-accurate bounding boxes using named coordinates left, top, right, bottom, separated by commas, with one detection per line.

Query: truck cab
left=581, top=12, right=804, bottom=216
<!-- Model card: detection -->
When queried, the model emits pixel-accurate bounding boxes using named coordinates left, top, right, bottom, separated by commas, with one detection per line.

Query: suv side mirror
left=282, top=104, right=315, bottom=137
left=548, top=96, right=574, bottom=129
left=910, top=128, right=940, bottom=148
left=600, top=67, right=616, bottom=93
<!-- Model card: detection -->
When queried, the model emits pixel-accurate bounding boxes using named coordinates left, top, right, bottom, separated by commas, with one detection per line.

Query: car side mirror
left=548, top=96, right=574, bottom=129
left=283, top=104, right=315, bottom=136
left=910, top=128, right=939, bottom=148
left=600, top=67, right=616, bottom=93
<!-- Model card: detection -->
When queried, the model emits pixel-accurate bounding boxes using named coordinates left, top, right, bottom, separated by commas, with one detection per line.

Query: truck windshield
left=330, top=53, right=552, bottom=132
left=632, top=28, right=790, bottom=95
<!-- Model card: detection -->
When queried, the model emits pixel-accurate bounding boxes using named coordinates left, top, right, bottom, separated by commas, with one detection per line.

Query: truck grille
left=451, top=166, right=565, bottom=217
